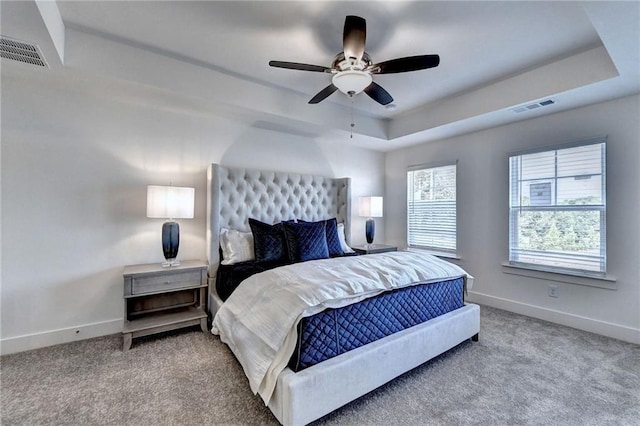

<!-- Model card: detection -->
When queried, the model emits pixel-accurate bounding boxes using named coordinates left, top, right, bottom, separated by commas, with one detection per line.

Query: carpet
left=1, top=306, right=638, bottom=425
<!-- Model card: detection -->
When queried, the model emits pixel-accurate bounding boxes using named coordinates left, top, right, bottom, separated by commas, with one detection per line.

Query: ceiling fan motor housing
left=331, top=52, right=373, bottom=71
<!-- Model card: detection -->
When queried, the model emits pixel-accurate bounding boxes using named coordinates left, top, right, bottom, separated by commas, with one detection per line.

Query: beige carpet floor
left=1, top=306, right=639, bottom=425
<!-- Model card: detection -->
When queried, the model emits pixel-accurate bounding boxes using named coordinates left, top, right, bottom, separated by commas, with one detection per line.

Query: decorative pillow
left=283, top=221, right=329, bottom=262
left=249, top=218, right=288, bottom=263
left=337, top=222, right=355, bottom=253
left=297, top=218, right=344, bottom=257
left=220, top=228, right=255, bottom=265
left=324, top=218, right=344, bottom=257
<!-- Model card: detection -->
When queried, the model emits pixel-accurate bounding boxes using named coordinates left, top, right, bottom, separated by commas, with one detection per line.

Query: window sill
left=501, top=262, right=616, bottom=290
left=407, top=247, right=460, bottom=260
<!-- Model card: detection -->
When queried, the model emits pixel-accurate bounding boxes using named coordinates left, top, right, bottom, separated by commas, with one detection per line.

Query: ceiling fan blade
left=269, top=61, right=331, bottom=73
left=308, top=84, right=339, bottom=104
left=372, top=55, right=440, bottom=74
left=343, top=15, right=366, bottom=61
left=364, top=82, right=394, bottom=105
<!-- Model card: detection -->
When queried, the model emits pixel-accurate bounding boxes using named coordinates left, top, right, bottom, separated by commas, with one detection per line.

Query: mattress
left=288, top=277, right=464, bottom=371
left=212, top=251, right=472, bottom=403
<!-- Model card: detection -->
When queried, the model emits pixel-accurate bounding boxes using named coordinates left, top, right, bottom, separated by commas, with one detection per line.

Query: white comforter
left=211, top=250, right=472, bottom=405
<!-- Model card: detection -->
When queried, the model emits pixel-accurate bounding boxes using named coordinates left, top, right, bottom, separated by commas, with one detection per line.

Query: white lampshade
left=146, top=185, right=195, bottom=219
left=359, top=196, right=383, bottom=218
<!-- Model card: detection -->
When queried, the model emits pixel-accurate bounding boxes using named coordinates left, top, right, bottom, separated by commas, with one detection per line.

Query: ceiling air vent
left=511, top=99, right=555, bottom=114
left=0, top=35, right=49, bottom=68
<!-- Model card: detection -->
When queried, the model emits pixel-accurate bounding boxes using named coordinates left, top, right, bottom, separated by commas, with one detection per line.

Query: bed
left=206, top=163, right=480, bottom=426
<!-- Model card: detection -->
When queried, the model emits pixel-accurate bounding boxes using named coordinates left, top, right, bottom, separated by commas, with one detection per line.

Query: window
left=407, top=162, right=457, bottom=253
left=509, top=138, right=606, bottom=275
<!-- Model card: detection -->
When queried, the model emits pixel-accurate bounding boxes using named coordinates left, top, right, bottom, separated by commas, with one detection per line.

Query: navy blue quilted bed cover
left=288, top=277, right=465, bottom=371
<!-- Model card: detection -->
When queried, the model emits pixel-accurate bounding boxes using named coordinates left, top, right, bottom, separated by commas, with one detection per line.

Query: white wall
left=385, top=95, right=640, bottom=344
left=0, top=63, right=385, bottom=354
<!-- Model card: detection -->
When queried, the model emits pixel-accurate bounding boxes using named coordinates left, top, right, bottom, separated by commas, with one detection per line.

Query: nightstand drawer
left=130, top=270, right=202, bottom=295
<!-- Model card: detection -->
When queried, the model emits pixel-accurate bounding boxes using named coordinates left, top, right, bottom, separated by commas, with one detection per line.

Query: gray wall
left=385, top=95, right=640, bottom=343
left=0, top=63, right=385, bottom=354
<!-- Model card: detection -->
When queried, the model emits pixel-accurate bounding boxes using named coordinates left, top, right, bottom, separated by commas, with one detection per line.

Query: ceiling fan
left=269, top=15, right=440, bottom=106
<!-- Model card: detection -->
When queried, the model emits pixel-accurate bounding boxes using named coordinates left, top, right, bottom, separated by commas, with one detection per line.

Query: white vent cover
left=511, top=99, right=555, bottom=114
left=0, top=35, right=49, bottom=68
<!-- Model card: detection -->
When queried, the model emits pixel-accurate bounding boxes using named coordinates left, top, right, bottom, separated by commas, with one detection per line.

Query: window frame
left=406, top=160, right=458, bottom=256
left=508, top=137, right=607, bottom=277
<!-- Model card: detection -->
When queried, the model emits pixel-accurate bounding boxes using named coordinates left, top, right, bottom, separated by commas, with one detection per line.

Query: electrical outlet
left=548, top=285, right=559, bottom=298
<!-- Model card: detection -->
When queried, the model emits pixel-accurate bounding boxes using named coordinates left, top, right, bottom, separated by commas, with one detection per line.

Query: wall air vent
left=0, top=36, right=49, bottom=68
left=511, top=99, right=555, bottom=114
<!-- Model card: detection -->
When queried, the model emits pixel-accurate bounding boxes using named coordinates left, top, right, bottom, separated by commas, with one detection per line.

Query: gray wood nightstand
left=122, top=260, right=208, bottom=351
left=352, top=244, right=398, bottom=255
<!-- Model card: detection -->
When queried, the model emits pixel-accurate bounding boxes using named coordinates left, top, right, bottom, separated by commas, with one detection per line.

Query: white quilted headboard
left=206, top=163, right=351, bottom=282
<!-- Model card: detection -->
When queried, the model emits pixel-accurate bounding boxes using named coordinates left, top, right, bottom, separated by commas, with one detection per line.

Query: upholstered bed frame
left=206, top=163, right=480, bottom=426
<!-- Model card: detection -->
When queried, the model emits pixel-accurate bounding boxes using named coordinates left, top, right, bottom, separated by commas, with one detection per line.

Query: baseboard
left=468, top=291, right=640, bottom=345
left=0, top=318, right=122, bottom=355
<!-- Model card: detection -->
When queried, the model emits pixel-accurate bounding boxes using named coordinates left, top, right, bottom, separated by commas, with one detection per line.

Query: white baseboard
left=0, top=318, right=122, bottom=355
left=3, top=295, right=637, bottom=354
left=468, top=291, right=640, bottom=345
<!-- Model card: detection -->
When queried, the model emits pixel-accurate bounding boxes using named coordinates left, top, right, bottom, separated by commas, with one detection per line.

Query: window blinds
left=407, top=163, right=457, bottom=252
left=509, top=139, right=606, bottom=274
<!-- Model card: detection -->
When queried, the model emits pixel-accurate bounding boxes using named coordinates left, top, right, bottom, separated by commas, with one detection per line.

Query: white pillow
left=337, top=223, right=355, bottom=253
left=220, top=228, right=254, bottom=265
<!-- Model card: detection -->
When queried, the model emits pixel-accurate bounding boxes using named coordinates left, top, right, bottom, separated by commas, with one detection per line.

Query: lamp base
left=161, top=259, right=181, bottom=268
left=365, top=218, right=375, bottom=245
left=162, top=221, right=180, bottom=267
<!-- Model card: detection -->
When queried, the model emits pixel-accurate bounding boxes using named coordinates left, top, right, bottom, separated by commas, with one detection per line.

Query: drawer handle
left=165, top=281, right=171, bottom=285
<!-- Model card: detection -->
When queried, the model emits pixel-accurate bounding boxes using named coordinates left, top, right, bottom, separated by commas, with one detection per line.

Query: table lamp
left=358, top=196, right=383, bottom=246
left=147, top=185, right=195, bottom=267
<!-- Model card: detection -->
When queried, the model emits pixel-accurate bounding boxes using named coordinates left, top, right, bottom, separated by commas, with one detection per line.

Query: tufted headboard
left=206, top=163, right=351, bottom=289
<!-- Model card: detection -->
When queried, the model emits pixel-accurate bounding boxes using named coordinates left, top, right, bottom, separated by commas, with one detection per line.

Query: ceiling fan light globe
left=332, top=71, right=372, bottom=95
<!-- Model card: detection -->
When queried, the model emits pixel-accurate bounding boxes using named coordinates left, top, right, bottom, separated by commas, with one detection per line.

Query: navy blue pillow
left=297, top=218, right=344, bottom=257
left=283, top=221, right=329, bottom=262
left=324, top=218, right=344, bottom=257
left=249, top=218, right=288, bottom=263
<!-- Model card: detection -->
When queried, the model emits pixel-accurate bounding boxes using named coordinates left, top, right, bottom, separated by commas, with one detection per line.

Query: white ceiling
left=2, top=1, right=639, bottom=151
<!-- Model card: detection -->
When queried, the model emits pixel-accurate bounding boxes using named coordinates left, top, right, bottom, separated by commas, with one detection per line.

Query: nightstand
left=352, top=244, right=398, bottom=255
left=122, top=260, right=208, bottom=351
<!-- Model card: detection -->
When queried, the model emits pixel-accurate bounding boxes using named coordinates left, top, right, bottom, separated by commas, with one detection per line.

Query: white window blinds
left=407, top=163, right=457, bottom=253
left=509, top=138, right=606, bottom=274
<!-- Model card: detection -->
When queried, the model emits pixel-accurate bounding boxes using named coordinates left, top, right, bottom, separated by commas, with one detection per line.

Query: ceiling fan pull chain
left=350, top=96, right=355, bottom=138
